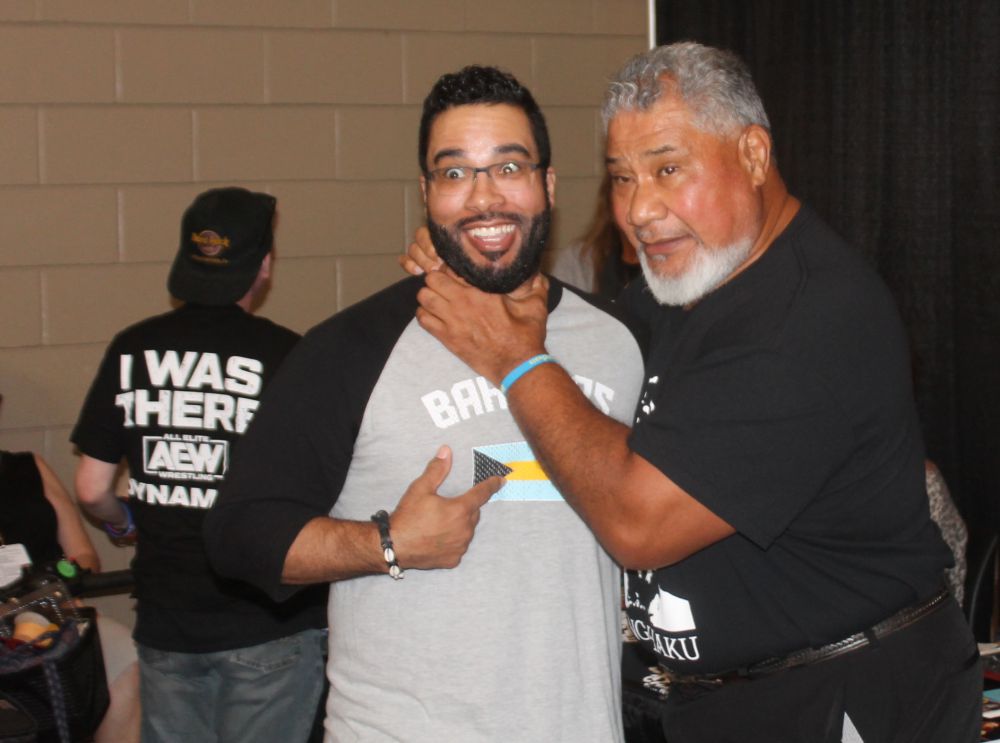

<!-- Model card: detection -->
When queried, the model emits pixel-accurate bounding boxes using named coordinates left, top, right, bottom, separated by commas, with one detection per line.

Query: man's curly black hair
left=418, top=65, right=551, bottom=174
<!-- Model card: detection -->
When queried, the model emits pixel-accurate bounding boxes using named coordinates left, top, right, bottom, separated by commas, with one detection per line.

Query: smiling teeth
left=469, top=224, right=515, bottom=238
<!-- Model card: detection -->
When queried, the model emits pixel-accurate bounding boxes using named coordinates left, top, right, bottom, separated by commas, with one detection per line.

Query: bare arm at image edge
left=36, top=454, right=102, bottom=572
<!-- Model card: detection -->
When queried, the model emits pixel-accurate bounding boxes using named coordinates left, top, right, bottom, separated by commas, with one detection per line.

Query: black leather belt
left=663, top=588, right=951, bottom=688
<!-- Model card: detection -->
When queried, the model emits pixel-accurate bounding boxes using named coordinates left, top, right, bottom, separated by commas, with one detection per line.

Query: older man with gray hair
left=411, top=42, right=981, bottom=742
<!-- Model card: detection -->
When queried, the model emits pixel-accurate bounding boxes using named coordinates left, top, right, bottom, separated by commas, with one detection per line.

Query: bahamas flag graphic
left=472, top=441, right=563, bottom=502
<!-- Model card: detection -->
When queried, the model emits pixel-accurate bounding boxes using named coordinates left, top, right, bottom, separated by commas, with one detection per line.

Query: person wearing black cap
left=71, top=187, right=328, bottom=743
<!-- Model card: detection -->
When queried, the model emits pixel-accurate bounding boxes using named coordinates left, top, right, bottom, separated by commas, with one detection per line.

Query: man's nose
left=628, top=178, right=669, bottom=228
left=463, top=171, right=506, bottom=212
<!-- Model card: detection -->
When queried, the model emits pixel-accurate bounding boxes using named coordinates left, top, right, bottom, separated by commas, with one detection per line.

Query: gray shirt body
left=206, top=277, right=644, bottom=742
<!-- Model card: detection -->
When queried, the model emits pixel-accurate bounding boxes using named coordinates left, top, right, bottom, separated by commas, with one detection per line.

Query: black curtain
left=655, top=1, right=1000, bottom=552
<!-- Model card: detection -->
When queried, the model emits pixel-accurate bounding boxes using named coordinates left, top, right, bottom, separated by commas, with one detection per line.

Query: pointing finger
left=461, top=475, right=505, bottom=510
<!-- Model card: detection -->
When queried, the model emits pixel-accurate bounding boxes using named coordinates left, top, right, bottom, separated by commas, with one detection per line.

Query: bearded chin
left=427, top=207, right=551, bottom=294
left=639, top=237, right=753, bottom=306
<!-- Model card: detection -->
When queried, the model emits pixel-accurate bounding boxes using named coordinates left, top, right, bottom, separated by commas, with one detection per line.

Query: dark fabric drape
left=655, top=1, right=1000, bottom=548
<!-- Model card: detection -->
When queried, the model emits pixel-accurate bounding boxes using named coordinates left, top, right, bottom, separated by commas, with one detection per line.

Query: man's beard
left=638, top=237, right=754, bottom=306
left=427, top=206, right=551, bottom=294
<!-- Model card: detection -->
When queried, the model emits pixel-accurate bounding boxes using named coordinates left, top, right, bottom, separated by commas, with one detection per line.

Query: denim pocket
left=229, top=635, right=302, bottom=674
left=137, top=644, right=180, bottom=669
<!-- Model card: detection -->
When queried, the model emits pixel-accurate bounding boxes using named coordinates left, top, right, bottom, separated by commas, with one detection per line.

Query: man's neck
left=756, top=181, right=800, bottom=256
left=723, top=176, right=800, bottom=286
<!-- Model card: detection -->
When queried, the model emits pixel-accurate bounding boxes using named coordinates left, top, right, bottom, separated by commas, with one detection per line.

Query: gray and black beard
left=427, top=206, right=551, bottom=294
left=637, top=236, right=753, bottom=307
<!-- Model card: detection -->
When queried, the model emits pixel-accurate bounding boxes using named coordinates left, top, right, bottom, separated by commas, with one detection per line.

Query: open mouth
left=640, top=234, right=692, bottom=260
left=468, top=223, right=515, bottom=240
left=462, top=221, right=520, bottom=261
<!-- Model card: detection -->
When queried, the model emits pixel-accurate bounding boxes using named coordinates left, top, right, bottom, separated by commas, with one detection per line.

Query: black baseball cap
left=167, top=187, right=277, bottom=306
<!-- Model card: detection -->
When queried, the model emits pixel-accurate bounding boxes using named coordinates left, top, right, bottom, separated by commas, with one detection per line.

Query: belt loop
left=863, top=628, right=879, bottom=649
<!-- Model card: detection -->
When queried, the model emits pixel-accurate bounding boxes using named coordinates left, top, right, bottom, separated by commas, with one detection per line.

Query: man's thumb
left=418, top=445, right=452, bottom=492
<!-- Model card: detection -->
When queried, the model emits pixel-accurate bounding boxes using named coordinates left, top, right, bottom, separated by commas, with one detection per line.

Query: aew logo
left=143, top=434, right=228, bottom=482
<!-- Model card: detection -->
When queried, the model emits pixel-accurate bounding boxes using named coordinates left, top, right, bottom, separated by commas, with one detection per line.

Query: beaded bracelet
left=370, top=510, right=404, bottom=580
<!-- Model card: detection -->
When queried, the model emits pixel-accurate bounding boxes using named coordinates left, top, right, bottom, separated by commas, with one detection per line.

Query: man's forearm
left=75, top=456, right=129, bottom=527
left=80, top=493, right=128, bottom=526
left=504, top=363, right=639, bottom=558
left=281, top=516, right=386, bottom=584
left=506, top=362, right=735, bottom=569
left=246, top=446, right=501, bottom=590
left=412, top=266, right=734, bottom=566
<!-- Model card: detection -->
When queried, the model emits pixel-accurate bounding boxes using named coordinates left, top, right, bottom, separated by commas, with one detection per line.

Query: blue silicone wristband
left=500, top=354, right=557, bottom=395
left=103, top=500, right=136, bottom=539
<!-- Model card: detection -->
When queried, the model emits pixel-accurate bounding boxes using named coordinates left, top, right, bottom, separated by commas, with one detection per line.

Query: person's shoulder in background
left=546, top=241, right=595, bottom=294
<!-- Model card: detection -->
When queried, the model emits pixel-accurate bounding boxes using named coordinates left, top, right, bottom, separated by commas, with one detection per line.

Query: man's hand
left=416, top=271, right=551, bottom=385
left=399, top=226, right=442, bottom=276
left=281, top=446, right=503, bottom=584
left=390, top=446, right=503, bottom=569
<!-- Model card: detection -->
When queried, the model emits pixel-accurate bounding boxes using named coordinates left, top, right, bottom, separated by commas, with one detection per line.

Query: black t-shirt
left=620, top=205, right=951, bottom=674
left=71, top=304, right=326, bottom=652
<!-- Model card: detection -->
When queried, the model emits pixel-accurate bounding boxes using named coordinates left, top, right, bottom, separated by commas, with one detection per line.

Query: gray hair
left=602, top=42, right=770, bottom=137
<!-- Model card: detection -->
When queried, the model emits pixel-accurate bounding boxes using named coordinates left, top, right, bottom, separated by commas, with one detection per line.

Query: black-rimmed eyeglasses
left=426, top=159, right=541, bottom=195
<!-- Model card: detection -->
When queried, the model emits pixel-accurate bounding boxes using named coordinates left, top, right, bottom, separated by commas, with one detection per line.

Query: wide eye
left=658, top=165, right=678, bottom=177
left=441, top=167, right=467, bottom=180
left=495, top=161, right=522, bottom=177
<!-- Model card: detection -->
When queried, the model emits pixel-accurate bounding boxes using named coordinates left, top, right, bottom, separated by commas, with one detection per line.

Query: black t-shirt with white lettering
left=620, top=205, right=951, bottom=675
left=72, top=304, right=326, bottom=652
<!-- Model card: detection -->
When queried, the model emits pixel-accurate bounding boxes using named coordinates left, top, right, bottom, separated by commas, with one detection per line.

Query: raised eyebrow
left=432, top=143, right=533, bottom=167
left=431, top=148, right=466, bottom=166
left=605, top=143, right=678, bottom=166
left=494, top=143, right=532, bottom=159
left=645, top=144, right=678, bottom=157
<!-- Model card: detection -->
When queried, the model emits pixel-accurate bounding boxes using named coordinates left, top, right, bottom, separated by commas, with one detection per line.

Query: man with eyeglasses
left=204, top=66, right=644, bottom=742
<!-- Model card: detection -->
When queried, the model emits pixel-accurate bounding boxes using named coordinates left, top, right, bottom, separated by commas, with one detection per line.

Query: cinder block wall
left=0, top=0, right=646, bottom=626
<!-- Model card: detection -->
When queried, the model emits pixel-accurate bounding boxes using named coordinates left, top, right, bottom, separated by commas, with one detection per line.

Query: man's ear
left=545, top=167, right=556, bottom=208
left=259, top=252, right=273, bottom=280
left=739, top=125, right=772, bottom=187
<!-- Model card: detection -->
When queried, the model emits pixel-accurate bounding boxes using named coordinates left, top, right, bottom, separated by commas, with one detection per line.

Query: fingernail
left=436, top=445, right=449, bottom=459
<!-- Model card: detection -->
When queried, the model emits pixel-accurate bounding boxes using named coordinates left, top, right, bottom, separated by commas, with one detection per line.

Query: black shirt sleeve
left=71, top=336, right=128, bottom=464
left=203, top=278, right=420, bottom=601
